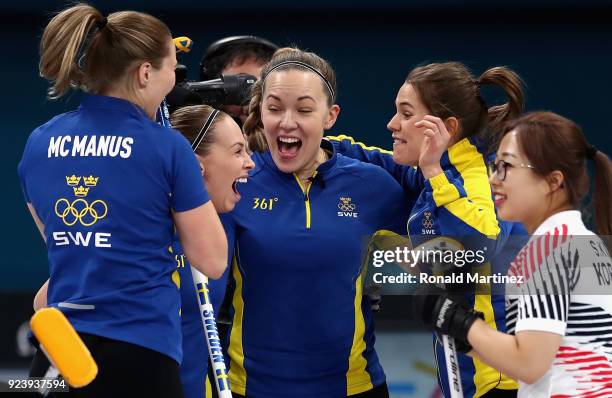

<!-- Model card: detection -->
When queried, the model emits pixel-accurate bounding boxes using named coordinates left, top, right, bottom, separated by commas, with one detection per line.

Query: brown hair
left=243, top=47, right=337, bottom=152
left=407, top=62, right=524, bottom=147
left=503, top=112, right=612, bottom=235
left=39, top=3, right=172, bottom=99
left=170, top=105, right=229, bottom=156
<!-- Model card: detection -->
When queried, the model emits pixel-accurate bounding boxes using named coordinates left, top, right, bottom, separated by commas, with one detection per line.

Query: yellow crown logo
left=66, top=175, right=81, bottom=186
left=83, top=175, right=99, bottom=186
left=73, top=186, right=90, bottom=197
left=340, top=197, right=352, bottom=205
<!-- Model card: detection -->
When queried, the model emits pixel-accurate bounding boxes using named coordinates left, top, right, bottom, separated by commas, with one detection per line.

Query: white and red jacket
left=505, top=210, right=612, bottom=398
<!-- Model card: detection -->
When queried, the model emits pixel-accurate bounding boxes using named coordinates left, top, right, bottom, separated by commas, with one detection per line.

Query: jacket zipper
left=293, top=171, right=317, bottom=229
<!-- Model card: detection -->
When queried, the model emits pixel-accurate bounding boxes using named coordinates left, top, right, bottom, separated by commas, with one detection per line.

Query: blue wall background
left=2, top=1, right=611, bottom=291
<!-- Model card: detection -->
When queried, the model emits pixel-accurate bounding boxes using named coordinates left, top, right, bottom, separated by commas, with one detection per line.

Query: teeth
left=236, top=178, right=248, bottom=183
left=279, top=137, right=300, bottom=143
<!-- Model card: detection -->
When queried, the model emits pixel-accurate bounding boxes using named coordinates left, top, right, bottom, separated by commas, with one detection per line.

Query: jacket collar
left=439, top=136, right=487, bottom=170
left=79, top=94, right=149, bottom=120
left=533, top=210, right=585, bottom=235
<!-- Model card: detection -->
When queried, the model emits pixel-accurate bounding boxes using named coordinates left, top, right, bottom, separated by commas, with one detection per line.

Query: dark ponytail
left=478, top=66, right=524, bottom=141
left=591, top=150, right=612, bottom=235
left=406, top=62, right=525, bottom=148
left=502, top=112, right=612, bottom=235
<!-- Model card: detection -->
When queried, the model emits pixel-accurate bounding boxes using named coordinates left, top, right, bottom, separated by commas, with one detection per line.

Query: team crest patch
left=52, top=174, right=112, bottom=248
left=337, top=196, right=358, bottom=218
left=422, top=211, right=434, bottom=230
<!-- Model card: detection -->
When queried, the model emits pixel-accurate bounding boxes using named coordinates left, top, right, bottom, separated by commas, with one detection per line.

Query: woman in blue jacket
left=170, top=105, right=254, bottom=398
left=327, top=62, right=526, bottom=397
left=21, top=4, right=226, bottom=396
left=225, top=47, right=412, bottom=398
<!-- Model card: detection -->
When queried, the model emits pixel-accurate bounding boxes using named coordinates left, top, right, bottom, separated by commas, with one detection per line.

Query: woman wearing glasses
left=415, top=111, right=612, bottom=397
left=328, top=62, right=526, bottom=397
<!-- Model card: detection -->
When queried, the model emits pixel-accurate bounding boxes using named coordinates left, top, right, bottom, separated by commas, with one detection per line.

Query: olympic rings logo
left=338, top=202, right=356, bottom=212
left=54, top=198, right=108, bottom=227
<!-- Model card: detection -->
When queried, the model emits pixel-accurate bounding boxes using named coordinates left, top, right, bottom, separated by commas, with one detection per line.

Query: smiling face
left=489, top=130, right=552, bottom=229
left=198, top=116, right=254, bottom=213
left=261, top=69, right=339, bottom=174
left=386, top=83, right=430, bottom=166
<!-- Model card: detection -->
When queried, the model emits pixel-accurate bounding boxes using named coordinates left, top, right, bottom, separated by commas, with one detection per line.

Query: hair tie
left=585, top=144, right=598, bottom=160
left=76, top=17, right=107, bottom=70
left=192, top=110, right=220, bottom=151
left=96, top=17, right=108, bottom=30
left=262, top=61, right=335, bottom=100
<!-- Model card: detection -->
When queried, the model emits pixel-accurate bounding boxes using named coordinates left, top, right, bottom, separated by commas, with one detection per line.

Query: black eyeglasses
left=487, top=159, right=535, bottom=181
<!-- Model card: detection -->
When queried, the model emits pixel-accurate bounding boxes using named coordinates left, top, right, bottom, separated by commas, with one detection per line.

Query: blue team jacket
left=222, top=140, right=411, bottom=398
left=328, top=135, right=523, bottom=397
left=18, top=94, right=208, bottom=363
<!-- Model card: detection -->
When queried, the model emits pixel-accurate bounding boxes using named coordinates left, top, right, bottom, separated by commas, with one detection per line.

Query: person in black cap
left=201, top=35, right=277, bottom=125
left=168, top=35, right=278, bottom=125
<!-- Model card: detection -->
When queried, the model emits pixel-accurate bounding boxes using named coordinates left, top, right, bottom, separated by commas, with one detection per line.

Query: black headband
left=191, top=110, right=220, bottom=151
left=262, top=61, right=334, bottom=100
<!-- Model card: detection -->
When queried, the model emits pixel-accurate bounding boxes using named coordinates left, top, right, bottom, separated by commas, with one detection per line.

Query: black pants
left=29, top=332, right=183, bottom=398
left=231, top=382, right=389, bottom=398
left=480, top=388, right=518, bottom=397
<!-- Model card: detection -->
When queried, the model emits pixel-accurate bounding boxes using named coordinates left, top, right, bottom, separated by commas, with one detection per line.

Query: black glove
left=412, top=286, right=483, bottom=353
left=363, top=283, right=382, bottom=312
